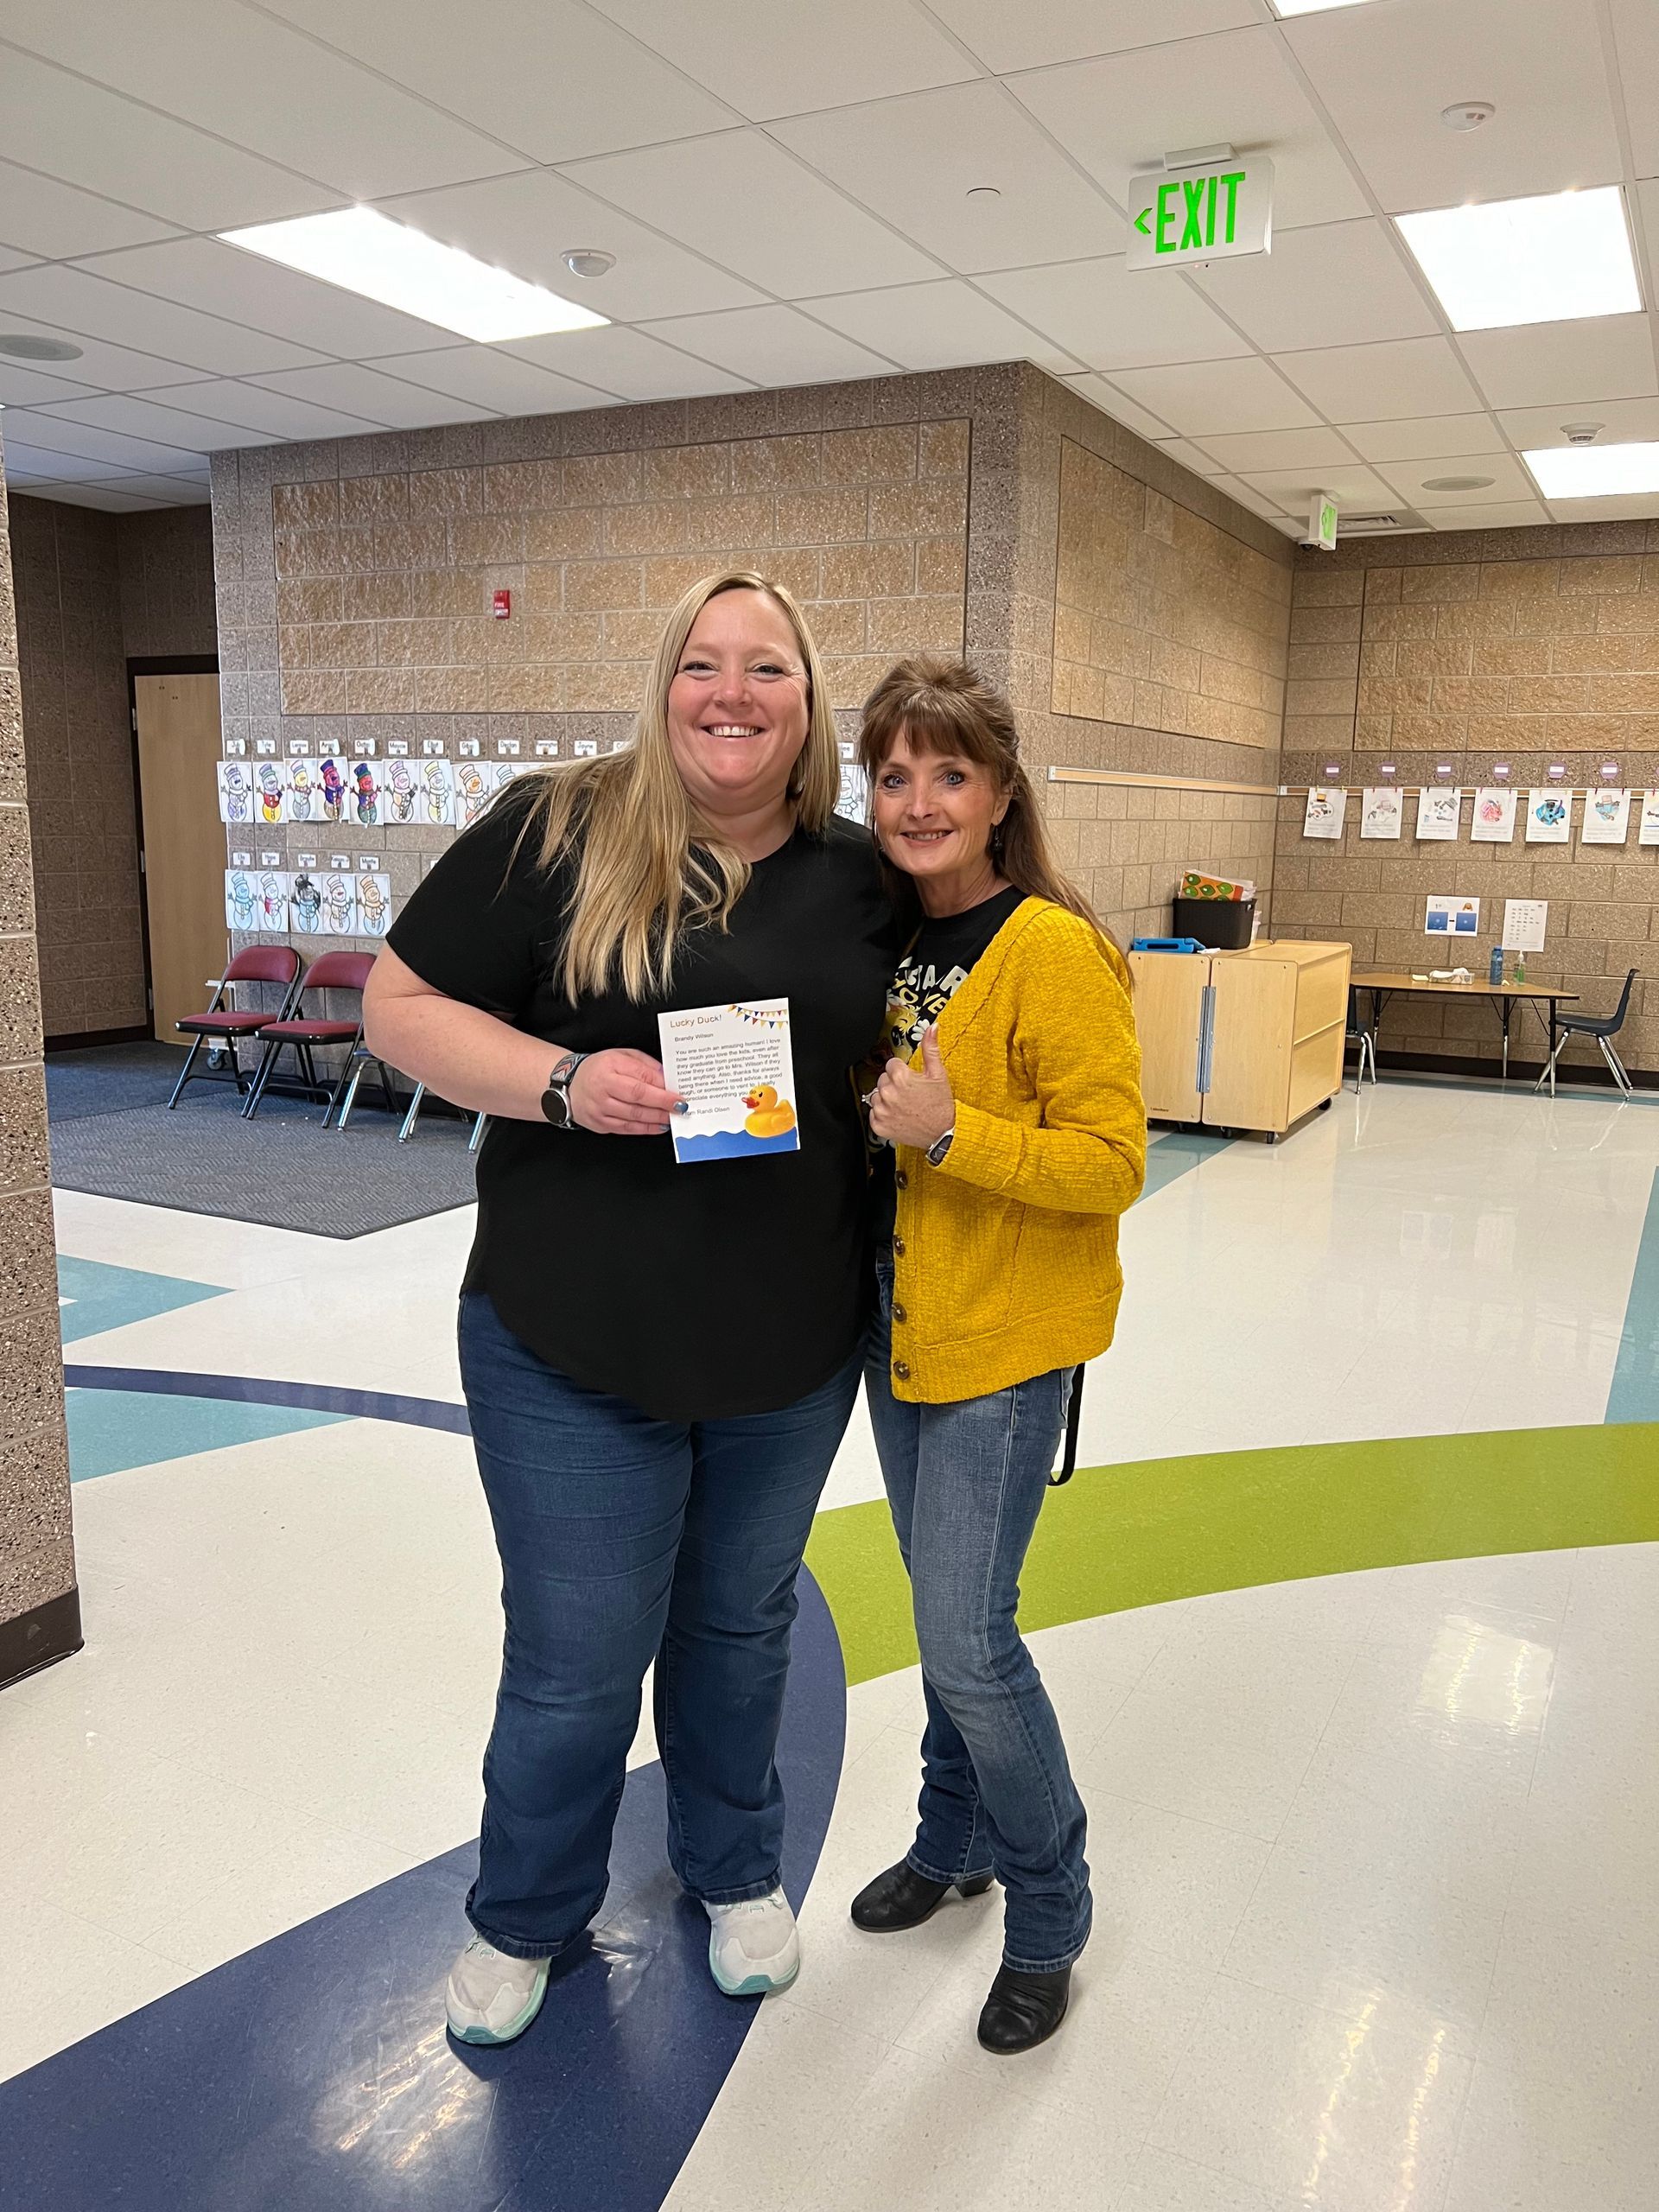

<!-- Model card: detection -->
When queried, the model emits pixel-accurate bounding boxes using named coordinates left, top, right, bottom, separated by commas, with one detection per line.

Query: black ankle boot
left=849, top=1859, right=995, bottom=1932
left=976, top=1962, right=1071, bottom=2054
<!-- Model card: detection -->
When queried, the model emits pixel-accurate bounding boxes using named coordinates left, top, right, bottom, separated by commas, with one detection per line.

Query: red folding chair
left=242, top=951, right=394, bottom=1123
left=168, top=946, right=302, bottom=1109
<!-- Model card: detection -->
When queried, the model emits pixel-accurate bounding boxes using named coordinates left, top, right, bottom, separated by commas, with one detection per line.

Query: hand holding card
left=657, top=1000, right=800, bottom=1164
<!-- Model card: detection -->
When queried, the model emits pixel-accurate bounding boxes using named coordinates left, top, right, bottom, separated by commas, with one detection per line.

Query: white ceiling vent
left=1340, top=509, right=1430, bottom=536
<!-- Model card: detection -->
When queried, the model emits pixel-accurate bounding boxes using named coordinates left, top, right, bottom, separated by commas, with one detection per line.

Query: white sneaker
left=445, top=1935, right=552, bottom=2045
left=705, top=1886, right=801, bottom=1997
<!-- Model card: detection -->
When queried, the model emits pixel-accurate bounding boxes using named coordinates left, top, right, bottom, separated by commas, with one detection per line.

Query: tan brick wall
left=1052, top=438, right=1288, bottom=753
left=1278, top=521, right=1659, bottom=1077
left=0, top=433, right=77, bottom=1655
left=118, top=505, right=217, bottom=659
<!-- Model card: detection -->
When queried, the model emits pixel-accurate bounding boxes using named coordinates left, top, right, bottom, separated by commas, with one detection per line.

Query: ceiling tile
left=1011, top=28, right=1369, bottom=236
left=1107, top=356, right=1319, bottom=436
left=1192, top=220, right=1440, bottom=353
left=771, top=84, right=1120, bottom=274
left=1285, top=0, right=1623, bottom=213
left=586, top=0, right=975, bottom=120
left=0, top=265, right=326, bottom=377
left=0, top=438, right=130, bottom=481
left=565, top=130, right=942, bottom=296
left=79, top=238, right=468, bottom=363
left=80, top=472, right=210, bottom=504
left=360, top=347, right=613, bottom=414
left=1238, top=461, right=1394, bottom=508
left=261, top=0, right=739, bottom=164
left=1209, top=474, right=1292, bottom=521
left=1377, top=453, right=1535, bottom=506
left=926, top=0, right=1261, bottom=75
left=0, top=160, right=180, bottom=260
left=248, top=364, right=497, bottom=429
left=17, top=479, right=169, bottom=510
left=503, top=325, right=754, bottom=399
left=0, top=248, right=35, bottom=274
left=1337, top=414, right=1506, bottom=462
left=1542, top=491, right=1659, bottom=524
left=1276, top=336, right=1484, bottom=421
left=144, top=378, right=406, bottom=441
left=1197, top=426, right=1360, bottom=472
left=633, top=306, right=898, bottom=385
left=34, top=392, right=283, bottom=450
left=1458, top=316, right=1658, bottom=410
left=1, top=0, right=516, bottom=200
left=1059, top=373, right=1176, bottom=442
left=0, top=360, right=100, bottom=408
left=976, top=257, right=1250, bottom=372
left=0, top=313, right=208, bottom=393
left=0, top=409, right=207, bottom=471
left=800, top=280, right=1081, bottom=374
left=1630, top=181, right=1659, bottom=310
left=1616, top=7, right=1659, bottom=178
left=1152, top=437, right=1229, bottom=478
left=1497, top=397, right=1659, bottom=448
left=378, top=171, right=765, bottom=324
left=0, top=48, right=337, bottom=232
left=1426, top=499, right=1551, bottom=531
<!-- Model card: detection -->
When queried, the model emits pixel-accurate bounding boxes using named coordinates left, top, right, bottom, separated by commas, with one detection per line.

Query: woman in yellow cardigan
left=853, top=659, right=1145, bottom=2056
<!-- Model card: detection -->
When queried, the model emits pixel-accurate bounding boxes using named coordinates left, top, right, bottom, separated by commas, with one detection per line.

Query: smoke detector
left=561, top=248, right=615, bottom=280
left=1440, top=100, right=1496, bottom=132
left=1561, top=421, right=1604, bottom=445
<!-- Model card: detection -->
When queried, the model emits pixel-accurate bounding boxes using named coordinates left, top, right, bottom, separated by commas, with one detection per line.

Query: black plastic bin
left=1173, top=895, right=1255, bottom=950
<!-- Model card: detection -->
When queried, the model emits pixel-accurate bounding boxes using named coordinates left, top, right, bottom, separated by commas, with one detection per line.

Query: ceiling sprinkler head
left=1561, top=422, right=1604, bottom=446
left=1440, top=101, right=1495, bottom=131
left=561, top=248, right=615, bottom=281
left=0, top=333, right=83, bottom=361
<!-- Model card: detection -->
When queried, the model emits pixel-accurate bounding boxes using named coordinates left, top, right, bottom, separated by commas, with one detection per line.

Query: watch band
left=541, top=1051, right=587, bottom=1128
left=925, top=1125, right=955, bottom=1166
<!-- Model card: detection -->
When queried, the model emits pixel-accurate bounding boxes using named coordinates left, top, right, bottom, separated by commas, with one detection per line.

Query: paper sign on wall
left=218, top=760, right=254, bottom=825
left=226, top=868, right=257, bottom=931
left=1303, top=786, right=1345, bottom=840
left=253, top=760, right=287, bottom=826
left=284, top=755, right=321, bottom=825
left=1641, top=791, right=1659, bottom=846
left=1471, top=787, right=1516, bottom=843
left=1503, top=899, right=1548, bottom=953
left=380, top=757, right=418, bottom=825
left=290, top=871, right=324, bottom=932
left=256, top=870, right=291, bottom=930
left=1581, top=787, right=1630, bottom=845
left=417, top=758, right=454, bottom=826
left=1426, top=895, right=1480, bottom=937
left=1525, top=788, right=1572, bottom=842
left=355, top=873, right=392, bottom=936
left=1360, top=786, right=1403, bottom=840
left=319, top=873, right=357, bottom=934
left=1416, top=786, right=1461, bottom=840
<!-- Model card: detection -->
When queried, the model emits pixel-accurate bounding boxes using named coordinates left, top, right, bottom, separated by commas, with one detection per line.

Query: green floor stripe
left=806, top=1422, right=1659, bottom=1687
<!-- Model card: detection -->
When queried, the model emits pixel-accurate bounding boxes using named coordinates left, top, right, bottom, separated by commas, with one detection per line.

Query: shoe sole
left=447, top=1970, right=550, bottom=2047
left=709, top=1944, right=801, bottom=1999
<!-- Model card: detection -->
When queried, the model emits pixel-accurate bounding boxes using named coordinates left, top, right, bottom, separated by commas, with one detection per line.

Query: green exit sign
left=1127, top=157, right=1274, bottom=271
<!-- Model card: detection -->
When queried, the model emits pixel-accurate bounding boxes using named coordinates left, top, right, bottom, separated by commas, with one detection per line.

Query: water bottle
left=1489, top=944, right=1503, bottom=986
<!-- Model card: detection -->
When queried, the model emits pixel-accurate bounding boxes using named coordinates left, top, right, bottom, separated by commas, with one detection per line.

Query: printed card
left=657, top=1000, right=800, bottom=1165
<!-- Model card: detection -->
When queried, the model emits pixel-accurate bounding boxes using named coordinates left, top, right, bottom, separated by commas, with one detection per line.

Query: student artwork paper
left=289, top=869, right=325, bottom=933
left=1303, top=786, right=1345, bottom=840
left=1525, top=788, right=1572, bottom=842
left=380, top=755, right=420, bottom=825
left=349, top=759, right=381, bottom=828
left=1425, top=894, right=1480, bottom=938
left=320, top=872, right=357, bottom=934
left=1581, top=787, right=1630, bottom=845
left=1360, top=785, right=1403, bottom=840
left=1640, top=791, right=1659, bottom=847
left=218, top=760, right=253, bottom=825
left=1471, top=787, right=1517, bottom=843
left=355, top=872, right=392, bottom=936
left=256, top=870, right=291, bottom=931
left=454, top=759, right=493, bottom=829
left=1415, top=786, right=1461, bottom=840
left=1503, top=899, right=1548, bottom=953
left=285, top=756, right=326, bottom=825
left=226, top=868, right=258, bottom=931
left=657, top=1000, right=800, bottom=1165
left=253, top=759, right=288, bottom=826
left=418, top=758, right=454, bottom=827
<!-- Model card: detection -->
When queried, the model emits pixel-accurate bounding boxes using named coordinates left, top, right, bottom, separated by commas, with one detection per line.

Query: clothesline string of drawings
left=1302, top=784, right=1659, bottom=848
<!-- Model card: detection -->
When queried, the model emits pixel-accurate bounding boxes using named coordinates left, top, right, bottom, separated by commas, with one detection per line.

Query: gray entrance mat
left=47, top=1046, right=476, bottom=1238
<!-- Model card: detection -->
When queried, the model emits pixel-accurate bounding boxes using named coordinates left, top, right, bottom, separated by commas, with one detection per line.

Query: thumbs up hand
left=869, top=1025, right=956, bottom=1150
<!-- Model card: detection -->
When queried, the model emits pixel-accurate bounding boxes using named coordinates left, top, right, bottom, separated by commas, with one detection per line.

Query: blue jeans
left=864, top=1260, right=1091, bottom=1974
left=459, top=1292, right=860, bottom=1959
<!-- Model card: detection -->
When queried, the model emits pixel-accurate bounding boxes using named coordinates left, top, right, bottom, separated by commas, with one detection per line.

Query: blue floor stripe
left=1140, top=1128, right=1235, bottom=1200
left=62, top=1363, right=472, bottom=1434
left=56, top=1254, right=230, bottom=1344
left=1606, top=1166, right=1659, bottom=1423
left=64, top=1387, right=349, bottom=1481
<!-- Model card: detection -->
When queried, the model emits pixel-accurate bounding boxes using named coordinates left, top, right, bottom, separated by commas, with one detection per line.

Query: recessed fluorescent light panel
left=1395, top=186, right=1640, bottom=332
left=1523, top=442, right=1659, bottom=499
left=1270, top=0, right=1383, bottom=14
left=219, top=208, right=608, bottom=342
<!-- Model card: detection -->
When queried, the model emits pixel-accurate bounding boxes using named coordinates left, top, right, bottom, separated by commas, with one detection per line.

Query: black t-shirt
left=871, top=884, right=1026, bottom=1243
left=389, top=794, right=896, bottom=1421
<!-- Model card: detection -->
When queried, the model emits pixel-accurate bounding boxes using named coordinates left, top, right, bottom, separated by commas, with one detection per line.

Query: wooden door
left=1206, top=956, right=1294, bottom=1133
left=1127, top=950, right=1208, bottom=1122
left=134, top=673, right=226, bottom=1046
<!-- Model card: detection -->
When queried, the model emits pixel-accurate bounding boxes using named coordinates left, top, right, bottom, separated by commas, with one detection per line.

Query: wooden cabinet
left=1128, top=939, right=1351, bottom=1138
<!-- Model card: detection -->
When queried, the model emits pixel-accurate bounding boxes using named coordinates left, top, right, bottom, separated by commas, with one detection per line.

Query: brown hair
left=509, top=569, right=840, bottom=1002
left=857, top=657, right=1117, bottom=950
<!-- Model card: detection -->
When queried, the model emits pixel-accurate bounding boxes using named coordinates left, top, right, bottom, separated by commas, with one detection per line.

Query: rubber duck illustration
left=353, top=761, right=378, bottom=826
left=423, top=760, right=450, bottom=823
left=320, top=758, right=345, bottom=823
left=222, top=762, right=250, bottom=822
left=742, top=1085, right=797, bottom=1140
left=292, top=872, right=321, bottom=932
left=228, top=872, right=257, bottom=931
left=358, top=874, right=388, bottom=935
left=385, top=759, right=415, bottom=823
left=258, top=763, right=283, bottom=823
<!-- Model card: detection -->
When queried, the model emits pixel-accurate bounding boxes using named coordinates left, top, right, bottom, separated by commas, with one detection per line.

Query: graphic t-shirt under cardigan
left=389, top=791, right=895, bottom=1422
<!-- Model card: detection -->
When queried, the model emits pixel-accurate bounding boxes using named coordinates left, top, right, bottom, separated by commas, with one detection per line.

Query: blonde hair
left=858, top=658, right=1117, bottom=950
left=510, top=569, right=840, bottom=1001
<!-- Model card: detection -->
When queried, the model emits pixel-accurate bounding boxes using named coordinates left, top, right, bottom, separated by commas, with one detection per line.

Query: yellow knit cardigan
left=887, top=896, right=1146, bottom=1404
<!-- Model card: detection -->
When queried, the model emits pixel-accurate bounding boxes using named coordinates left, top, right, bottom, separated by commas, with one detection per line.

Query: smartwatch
left=925, top=1126, right=955, bottom=1167
left=540, top=1051, right=588, bottom=1130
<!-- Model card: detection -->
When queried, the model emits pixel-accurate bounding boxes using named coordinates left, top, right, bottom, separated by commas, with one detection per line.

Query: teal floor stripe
left=65, top=1388, right=350, bottom=1482
left=1140, top=1128, right=1234, bottom=1200
left=57, top=1255, right=230, bottom=1345
left=1606, top=1165, right=1659, bottom=1424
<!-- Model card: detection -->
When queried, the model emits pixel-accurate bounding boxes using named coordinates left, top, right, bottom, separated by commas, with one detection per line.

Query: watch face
left=542, top=1084, right=572, bottom=1128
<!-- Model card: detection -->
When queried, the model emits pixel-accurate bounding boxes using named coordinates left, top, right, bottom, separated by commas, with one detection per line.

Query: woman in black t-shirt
left=365, top=570, right=893, bottom=2045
